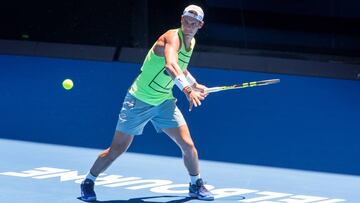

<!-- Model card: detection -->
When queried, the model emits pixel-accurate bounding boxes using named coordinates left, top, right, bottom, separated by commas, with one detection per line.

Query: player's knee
left=182, top=142, right=197, bottom=156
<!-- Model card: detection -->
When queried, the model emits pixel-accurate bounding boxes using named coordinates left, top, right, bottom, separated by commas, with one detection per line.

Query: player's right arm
left=160, top=30, right=205, bottom=111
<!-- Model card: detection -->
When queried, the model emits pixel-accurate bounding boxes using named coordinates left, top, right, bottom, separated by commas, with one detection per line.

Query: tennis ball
left=62, top=79, right=74, bottom=90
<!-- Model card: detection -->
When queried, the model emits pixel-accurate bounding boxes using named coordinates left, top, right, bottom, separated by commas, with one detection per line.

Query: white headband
left=183, top=5, right=204, bottom=22
left=183, top=11, right=203, bottom=21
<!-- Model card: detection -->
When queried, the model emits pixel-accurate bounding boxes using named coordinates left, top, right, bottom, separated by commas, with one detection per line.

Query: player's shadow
left=78, top=195, right=194, bottom=203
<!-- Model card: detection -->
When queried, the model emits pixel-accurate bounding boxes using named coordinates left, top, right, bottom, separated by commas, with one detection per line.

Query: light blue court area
left=1, top=139, right=358, bottom=203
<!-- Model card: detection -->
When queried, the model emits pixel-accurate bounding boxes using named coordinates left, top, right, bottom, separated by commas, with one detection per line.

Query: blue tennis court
left=1, top=138, right=358, bottom=202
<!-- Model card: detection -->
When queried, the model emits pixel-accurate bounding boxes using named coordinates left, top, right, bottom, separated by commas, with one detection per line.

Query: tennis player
left=80, top=5, right=214, bottom=201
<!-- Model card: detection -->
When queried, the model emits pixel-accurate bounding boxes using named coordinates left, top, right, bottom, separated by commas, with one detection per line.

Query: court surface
left=1, top=138, right=358, bottom=203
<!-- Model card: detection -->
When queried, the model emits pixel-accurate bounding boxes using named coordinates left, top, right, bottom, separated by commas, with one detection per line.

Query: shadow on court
left=78, top=196, right=195, bottom=203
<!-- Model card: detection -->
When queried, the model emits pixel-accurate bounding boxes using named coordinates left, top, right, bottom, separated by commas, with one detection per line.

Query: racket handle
left=205, top=87, right=222, bottom=93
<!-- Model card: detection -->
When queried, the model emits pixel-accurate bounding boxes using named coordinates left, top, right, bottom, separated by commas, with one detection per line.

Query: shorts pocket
left=123, top=94, right=136, bottom=110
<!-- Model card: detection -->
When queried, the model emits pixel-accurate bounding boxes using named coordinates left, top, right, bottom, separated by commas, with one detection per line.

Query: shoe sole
left=80, top=196, right=97, bottom=202
left=189, top=193, right=214, bottom=201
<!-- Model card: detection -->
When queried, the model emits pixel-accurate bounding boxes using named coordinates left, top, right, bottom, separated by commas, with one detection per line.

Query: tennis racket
left=205, top=79, right=280, bottom=93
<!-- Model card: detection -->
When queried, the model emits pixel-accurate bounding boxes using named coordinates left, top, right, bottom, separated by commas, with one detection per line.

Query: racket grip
left=205, top=87, right=222, bottom=93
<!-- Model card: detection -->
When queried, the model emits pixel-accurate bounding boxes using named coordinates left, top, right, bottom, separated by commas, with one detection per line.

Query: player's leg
left=162, top=125, right=199, bottom=176
left=90, top=131, right=133, bottom=176
left=80, top=131, right=133, bottom=201
left=162, top=125, right=214, bottom=201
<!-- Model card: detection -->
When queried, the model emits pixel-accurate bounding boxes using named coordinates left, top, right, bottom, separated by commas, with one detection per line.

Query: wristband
left=174, top=74, right=190, bottom=91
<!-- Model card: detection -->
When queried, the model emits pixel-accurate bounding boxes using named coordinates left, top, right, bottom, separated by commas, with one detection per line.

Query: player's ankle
left=85, top=171, right=97, bottom=182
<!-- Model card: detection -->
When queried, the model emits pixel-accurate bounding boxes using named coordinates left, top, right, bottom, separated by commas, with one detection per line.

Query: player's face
left=181, top=15, right=203, bottom=37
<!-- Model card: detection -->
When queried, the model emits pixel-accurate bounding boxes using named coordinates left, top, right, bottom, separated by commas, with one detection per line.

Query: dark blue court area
left=0, top=55, right=359, bottom=202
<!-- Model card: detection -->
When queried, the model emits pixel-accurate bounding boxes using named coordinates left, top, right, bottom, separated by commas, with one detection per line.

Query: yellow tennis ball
left=62, top=79, right=74, bottom=90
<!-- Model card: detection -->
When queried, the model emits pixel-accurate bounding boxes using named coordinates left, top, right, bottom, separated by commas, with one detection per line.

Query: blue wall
left=1, top=55, right=359, bottom=175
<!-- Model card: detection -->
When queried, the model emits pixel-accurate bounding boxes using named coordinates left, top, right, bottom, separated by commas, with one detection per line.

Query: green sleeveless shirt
left=129, top=28, right=196, bottom=106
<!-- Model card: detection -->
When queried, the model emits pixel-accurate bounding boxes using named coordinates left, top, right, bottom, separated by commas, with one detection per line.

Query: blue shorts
left=116, top=92, right=187, bottom=136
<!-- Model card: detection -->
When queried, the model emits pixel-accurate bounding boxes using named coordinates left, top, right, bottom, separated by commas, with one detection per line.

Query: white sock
left=190, top=174, right=201, bottom=185
left=85, top=171, right=97, bottom=182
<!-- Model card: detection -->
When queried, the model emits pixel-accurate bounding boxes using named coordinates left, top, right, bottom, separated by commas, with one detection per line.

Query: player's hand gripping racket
left=205, top=79, right=280, bottom=93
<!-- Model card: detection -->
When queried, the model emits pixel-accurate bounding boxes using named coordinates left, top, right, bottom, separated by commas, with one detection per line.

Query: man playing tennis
left=80, top=4, right=214, bottom=201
